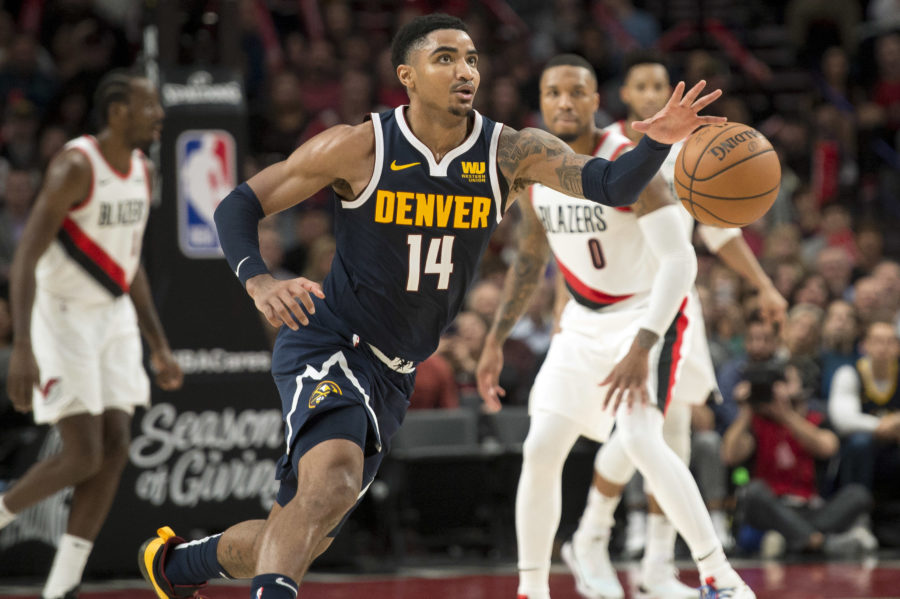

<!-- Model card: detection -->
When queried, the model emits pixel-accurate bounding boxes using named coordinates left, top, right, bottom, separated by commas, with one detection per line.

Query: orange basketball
left=673, top=122, right=781, bottom=227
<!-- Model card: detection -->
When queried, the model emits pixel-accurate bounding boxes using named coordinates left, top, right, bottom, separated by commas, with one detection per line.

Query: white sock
left=0, top=495, right=16, bottom=530
left=696, top=546, right=742, bottom=589
left=516, top=412, right=582, bottom=598
left=641, top=513, right=676, bottom=583
left=575, top=486, right=620, bottom=539
left=42, top=534, right=93, bottom=599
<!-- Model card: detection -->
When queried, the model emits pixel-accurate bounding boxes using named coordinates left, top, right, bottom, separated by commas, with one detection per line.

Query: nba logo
left=176, top=130, right=237, bottom=258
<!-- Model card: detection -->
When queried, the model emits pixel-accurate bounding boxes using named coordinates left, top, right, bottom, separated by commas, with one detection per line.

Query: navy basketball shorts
left=270, top=299, right=415, bottom=536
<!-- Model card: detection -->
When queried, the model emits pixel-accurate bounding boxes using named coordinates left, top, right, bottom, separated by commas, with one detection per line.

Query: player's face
left=126, top=78, right=165, bottom=150
left=404, top=29, right=480, bottom=118
left=539, top=65, right=599, bottom=142
left=620, top=63, right=670, bottom=121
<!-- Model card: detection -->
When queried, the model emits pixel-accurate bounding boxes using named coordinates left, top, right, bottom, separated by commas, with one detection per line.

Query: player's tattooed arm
left=488, top=194, right=552, bottom=343
left=497, top=126, right=592, bottom=197
left=477, top=189, right=550, bottom=409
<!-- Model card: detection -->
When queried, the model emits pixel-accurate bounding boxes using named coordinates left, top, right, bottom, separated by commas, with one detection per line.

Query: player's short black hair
left=622, top=49, right=669, bottom=77
left=94, top=68, right=140, bottom=127
left=391, top=13, right=469, bottom=69
left=541, top=54, right=598, bottom=87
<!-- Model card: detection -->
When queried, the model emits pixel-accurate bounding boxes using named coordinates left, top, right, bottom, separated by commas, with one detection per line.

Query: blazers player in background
left=476, top=55, right=755, bottom=599
left=0, top=71, right=183, bottom=599
left=568, top=50, right=788, bottom=597
left=137, top=14, right=725, bottom=599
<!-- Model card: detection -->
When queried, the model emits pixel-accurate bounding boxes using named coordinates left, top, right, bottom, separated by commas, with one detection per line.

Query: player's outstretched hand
left=476, top=335, right=505, bottom=413
left=7, top=344, right=39, bottom=413
left=631, top=80, right=727, bottom=145
left=600, top=342, right=650, bottom=412
left=151, top=348, right=184, bottom=391
left=247, top=274, right=326, bottom=330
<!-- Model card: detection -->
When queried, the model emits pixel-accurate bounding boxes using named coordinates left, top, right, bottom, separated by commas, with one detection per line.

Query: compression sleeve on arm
left=636, top=204, right=698, bottom=337
left=697, top=223, right=741, bottom=253
left=581, top=135, right=671, bottom=208
left=213, top=182, right=270, bottom=286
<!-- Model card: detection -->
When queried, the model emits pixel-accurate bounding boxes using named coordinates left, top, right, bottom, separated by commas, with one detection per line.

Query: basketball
left=673, top=123, right=781, bottom=227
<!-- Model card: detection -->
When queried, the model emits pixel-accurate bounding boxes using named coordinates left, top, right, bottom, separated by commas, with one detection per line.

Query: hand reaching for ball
left=632, top=80, right=727, bottom=145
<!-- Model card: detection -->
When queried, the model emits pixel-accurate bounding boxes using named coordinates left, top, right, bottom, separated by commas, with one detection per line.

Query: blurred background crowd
left=0, top=0, right=899, bottom=560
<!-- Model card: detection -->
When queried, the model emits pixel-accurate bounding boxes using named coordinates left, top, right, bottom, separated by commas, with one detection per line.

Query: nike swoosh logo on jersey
left=390, top=160, right=420, bottom=171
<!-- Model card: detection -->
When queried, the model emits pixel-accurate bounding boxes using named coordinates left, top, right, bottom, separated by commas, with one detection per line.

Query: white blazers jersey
left=36, top=136, right=150, bottom=304
left=531, top=129, right=663, bottom=309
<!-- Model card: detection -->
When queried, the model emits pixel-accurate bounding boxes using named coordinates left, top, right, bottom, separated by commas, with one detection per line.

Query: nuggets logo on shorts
left=309, top=380, right=343, bottom=409
left=176, top=129, right=236, bottom=258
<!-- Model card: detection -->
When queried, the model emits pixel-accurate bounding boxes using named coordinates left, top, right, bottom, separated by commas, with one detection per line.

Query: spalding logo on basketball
left=674, top=123, right=781, bottom=228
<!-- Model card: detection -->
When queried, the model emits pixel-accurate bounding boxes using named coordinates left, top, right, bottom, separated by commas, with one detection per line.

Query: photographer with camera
left=722, top=362, right=876, bottom=557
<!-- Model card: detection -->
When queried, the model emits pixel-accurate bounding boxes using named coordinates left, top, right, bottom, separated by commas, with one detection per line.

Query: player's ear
left=618, top=84, right=629, bottom=106
left=591, top=91, right=600, bottom=113
left=108, top=100, right=129, bottom=126
left=397, top=64, right=414, bottom=90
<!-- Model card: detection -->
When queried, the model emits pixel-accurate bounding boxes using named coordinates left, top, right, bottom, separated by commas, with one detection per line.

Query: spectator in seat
left=829, top=321, right=900, bottom=498
left=820, top=300, right=860, bottom=398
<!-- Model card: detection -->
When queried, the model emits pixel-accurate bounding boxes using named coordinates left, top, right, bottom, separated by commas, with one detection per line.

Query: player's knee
left=102, top=430, right=131, bottom=471
left=521, top=429, right=562, bottom=471
left=65, top=442, right=105, bottom=480
left=297, top=447, right=362, bottom=525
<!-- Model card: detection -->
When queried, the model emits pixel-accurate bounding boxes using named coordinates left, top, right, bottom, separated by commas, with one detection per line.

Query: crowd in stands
left=0, top=0, right=899, bottom=559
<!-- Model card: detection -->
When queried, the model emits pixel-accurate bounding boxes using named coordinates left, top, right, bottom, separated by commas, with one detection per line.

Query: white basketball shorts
left=30, top=291, right=150, bottom=424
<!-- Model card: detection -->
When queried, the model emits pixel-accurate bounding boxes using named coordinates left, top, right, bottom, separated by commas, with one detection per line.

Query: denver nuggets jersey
left=35, top=136, right=150, bottom=304
left=323, top=107, right=505, bottom=362
left=531, top=129, right=667, bottom=309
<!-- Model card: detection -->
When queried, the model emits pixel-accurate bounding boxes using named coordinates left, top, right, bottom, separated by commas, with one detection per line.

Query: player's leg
left=615, top=402, right=753, bottom=597
left=251, top=437, right=364, bottom=597
left=515, top=410, right=582, bottom=599
left=0, top=412, right=107, bottom=599
left=40, top=409, right=134, bottom=599
left=563, top=431, right=632, bottom=599
left=142, top=407, right=369, bottom=599
left=0, top=413, right=105, bottom=515
left=639, top=402, right=697, bottom=598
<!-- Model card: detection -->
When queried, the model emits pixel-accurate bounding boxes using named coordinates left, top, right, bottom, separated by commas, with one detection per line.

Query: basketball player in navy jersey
left=138, top=14, right=725, bottom=599
left=0, top=71, right=182, bottom=599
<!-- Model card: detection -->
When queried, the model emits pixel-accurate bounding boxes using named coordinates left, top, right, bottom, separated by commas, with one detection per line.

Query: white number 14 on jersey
left=406, top=234, right=455, bottom=291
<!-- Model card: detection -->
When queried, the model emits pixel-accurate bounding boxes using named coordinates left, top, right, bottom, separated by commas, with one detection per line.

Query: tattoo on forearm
left=493, top=253, right=544, bottom=341
left=492, top=217, right=549, bottom=341
left=498, top=128, right=586, bottom=195
left=555, top=154, right=584, bottom=196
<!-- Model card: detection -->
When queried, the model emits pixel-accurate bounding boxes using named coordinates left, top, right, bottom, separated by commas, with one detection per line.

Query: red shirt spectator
left=408, top=354, right=459, bottom=410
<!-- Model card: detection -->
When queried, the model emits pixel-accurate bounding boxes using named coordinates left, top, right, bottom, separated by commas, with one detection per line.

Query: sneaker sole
left=138, top=536, right=170, bottom=599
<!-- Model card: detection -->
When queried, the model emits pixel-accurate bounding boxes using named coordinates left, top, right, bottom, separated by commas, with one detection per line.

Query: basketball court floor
left=3, top=559, right=900, bottom=599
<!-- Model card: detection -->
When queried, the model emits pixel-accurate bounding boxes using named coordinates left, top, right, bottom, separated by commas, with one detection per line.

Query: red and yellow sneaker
left=138, top=526, right=207, bottom=599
